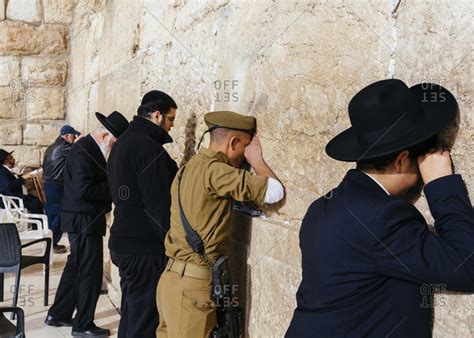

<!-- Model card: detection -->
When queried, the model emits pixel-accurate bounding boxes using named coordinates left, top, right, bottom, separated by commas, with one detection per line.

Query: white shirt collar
left=3, top=164, right=13, bottom=173
left=359, top=170, right=391, bottom=195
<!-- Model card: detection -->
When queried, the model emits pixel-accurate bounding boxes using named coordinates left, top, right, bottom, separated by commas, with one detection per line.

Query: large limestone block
left=23, top=121, right=63, bottom=146
left=66, top=84, right=89, bottom=133
left=0, top=86, right=25, bottom=119
left=6, top=0, right=42, bottom=23
left=38, top=24, right=69, bottom=56
left=0, top=21, right=68, bottom=56
left=397, top=3, right=474, bottom=336
left=21, top=57, right=68, bottom=85
left=0, top=21, right=37, bottom=54
left=0, top=0, right=5, bottom=20
left=0, top=56, right=20, bottom=86
left=43, top=0, right=73, bottom=24
left=98, top=0, right=142, bottom=74
left=94, top=61, right=140, bottom=126
left=0, top=123, right=23, bottom=145
left=248, top=258, right=300, bottom=338
left=7, top=145, right=42, bottom=167
left=27, top=87, right=66, bottom=120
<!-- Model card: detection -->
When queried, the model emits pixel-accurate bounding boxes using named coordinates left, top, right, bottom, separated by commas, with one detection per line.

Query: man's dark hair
left=137, top=91, right=177, bottom=118
left=356, top=136, right=438, bottom=172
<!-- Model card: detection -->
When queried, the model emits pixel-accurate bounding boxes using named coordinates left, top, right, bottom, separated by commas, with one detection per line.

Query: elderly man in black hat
left=0, top=149, right=44, bottom=214
left=42, top=124, right=82, bottom=254
left=107, top=91, right=178, bottom=338
left=46, top=111, right=129, bottom=337
left=286, top=79, right=474, bottom=337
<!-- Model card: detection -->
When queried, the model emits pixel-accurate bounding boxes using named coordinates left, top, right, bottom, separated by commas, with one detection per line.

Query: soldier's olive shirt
left=164, top=148, right=268, bottom=266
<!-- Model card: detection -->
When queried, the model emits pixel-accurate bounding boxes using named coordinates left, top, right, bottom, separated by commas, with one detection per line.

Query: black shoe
left=44, top=315, right=72, bottom=327
left=53, top=244, right=67, bottom=254
left=71, top=326, right=110, bottom=337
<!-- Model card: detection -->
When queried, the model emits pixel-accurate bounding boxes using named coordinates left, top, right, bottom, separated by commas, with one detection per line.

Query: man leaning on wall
left=46, top=111, right=129, bottom=337
left=107, top=91, right=179, bottom=338
left=286, top=79, right=474, bottom=337
left=157, top=111, right=285, bottom=338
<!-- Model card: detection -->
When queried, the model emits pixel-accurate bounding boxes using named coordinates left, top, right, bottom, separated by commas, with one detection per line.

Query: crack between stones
left=388, top=0, right=401, bottom=78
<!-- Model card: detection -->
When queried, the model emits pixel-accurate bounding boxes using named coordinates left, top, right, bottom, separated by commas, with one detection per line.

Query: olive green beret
left=204, top=111, right=256, bottom=133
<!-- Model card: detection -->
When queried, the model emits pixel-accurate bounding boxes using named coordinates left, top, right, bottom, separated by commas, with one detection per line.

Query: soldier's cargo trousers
left=156, top=258, right=217, bottom=338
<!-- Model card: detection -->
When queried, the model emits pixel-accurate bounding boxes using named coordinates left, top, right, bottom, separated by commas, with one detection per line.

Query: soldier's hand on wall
left=244, top=135, right=263, bottom=166
left=418, top=149, right=453, bottom=185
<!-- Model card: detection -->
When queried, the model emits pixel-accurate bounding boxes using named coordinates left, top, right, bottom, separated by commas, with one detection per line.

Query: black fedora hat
left=325, top=79, right=458, bottom=162
left=0, top=149, right=14, bottom=163
left=95, top=111, right=129, bottom=138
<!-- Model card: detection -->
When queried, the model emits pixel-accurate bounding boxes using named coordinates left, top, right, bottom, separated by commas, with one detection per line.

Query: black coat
left=0, top=165, right=25, bottom=199
left=61, top=134, right=112, bottom=236
left=108, top=116, right=178, bottom=255
left=286, top=169, right=474, bottom=338
left=42, top=136, right=73, bottom=184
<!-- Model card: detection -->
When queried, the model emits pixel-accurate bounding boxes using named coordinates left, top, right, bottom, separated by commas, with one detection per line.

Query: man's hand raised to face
left=244, top=135, right=281, bottom=182
left=244, top=135, right=264, bottom=167
left=418, top=149, right=453, bottom=185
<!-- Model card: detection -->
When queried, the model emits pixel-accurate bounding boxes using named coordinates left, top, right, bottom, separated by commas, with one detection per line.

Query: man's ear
left=229, top=135, right=238, bottom=151
left=394, top=150, right=410, bottom=172
left=150, top=111, right=162, bottom=124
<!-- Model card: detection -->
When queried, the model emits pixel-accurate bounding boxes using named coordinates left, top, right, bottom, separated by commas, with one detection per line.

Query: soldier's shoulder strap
left=177, top=166, right=205, bottom=255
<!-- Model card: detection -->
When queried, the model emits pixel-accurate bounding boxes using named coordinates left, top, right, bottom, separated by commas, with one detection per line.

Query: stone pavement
left=1, top=238, right=120, bottom=338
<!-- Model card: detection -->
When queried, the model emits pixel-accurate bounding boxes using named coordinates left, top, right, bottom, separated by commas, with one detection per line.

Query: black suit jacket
left=0, top=165, right=25, bottom=200
left=108, top=116, right=178, bottom=255
left=286, top=169, right=474, bottom=338
left=61, top=135, right=112, bottom=236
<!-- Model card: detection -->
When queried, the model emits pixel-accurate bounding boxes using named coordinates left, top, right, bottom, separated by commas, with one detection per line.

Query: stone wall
left=69, top=0, right=473, bottom=337
left=0, top=0, right=71, bottom=168
left=2, top=0, right=472, bottom=337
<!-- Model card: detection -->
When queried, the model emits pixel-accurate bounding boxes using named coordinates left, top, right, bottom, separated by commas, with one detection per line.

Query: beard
left=99, top=134, right=113, bottom=160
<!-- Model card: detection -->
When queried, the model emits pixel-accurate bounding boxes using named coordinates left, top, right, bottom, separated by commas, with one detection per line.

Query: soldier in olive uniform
left=156, top=111, right=285, bottom=338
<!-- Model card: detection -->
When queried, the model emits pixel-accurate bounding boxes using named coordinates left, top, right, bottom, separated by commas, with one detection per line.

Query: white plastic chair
left=0, top=195, right=50, bottom=240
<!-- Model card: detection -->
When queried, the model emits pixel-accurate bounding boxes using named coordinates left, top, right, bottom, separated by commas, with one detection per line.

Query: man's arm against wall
left=244, top=135, right=284, bottom=204
left=372, top=174, right=474, bottom=292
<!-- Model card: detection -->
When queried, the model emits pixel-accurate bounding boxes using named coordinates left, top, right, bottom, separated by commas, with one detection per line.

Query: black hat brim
left=0, top=150, right=14, bottom=163
left=95, top=112, right=121, bottom=138
left=325, top=83, right=458, bottom=162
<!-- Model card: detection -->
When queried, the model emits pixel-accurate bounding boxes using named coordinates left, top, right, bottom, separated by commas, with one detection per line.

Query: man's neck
left=362, top=170, right=406, bottom=196
left=209, top=143, right=227, bottom=156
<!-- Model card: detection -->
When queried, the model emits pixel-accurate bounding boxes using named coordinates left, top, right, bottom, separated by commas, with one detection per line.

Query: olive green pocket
left=179, top=289, right=217, bottom=338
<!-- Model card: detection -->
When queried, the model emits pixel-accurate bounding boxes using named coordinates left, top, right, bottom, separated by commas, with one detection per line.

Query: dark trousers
left=23, top=194, right=44, bottom=214
left=43, top=181, right=64, bottom=245
left=48, top=232, right=103, bottom=330
left=110, top=251, right=166, bottom=338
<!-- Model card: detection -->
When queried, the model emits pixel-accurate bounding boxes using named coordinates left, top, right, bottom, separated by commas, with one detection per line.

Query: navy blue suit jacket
left=0, top=165, right=25, bottom=199
left=286, top=169, right=474, bottom=338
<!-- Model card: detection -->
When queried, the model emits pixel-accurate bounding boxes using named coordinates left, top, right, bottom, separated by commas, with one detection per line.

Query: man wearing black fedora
left=286, top=79, right=474, bottom=337
left=46, top=111, right=129, bottom=337
left=0, top=149, right=44, bottom=214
